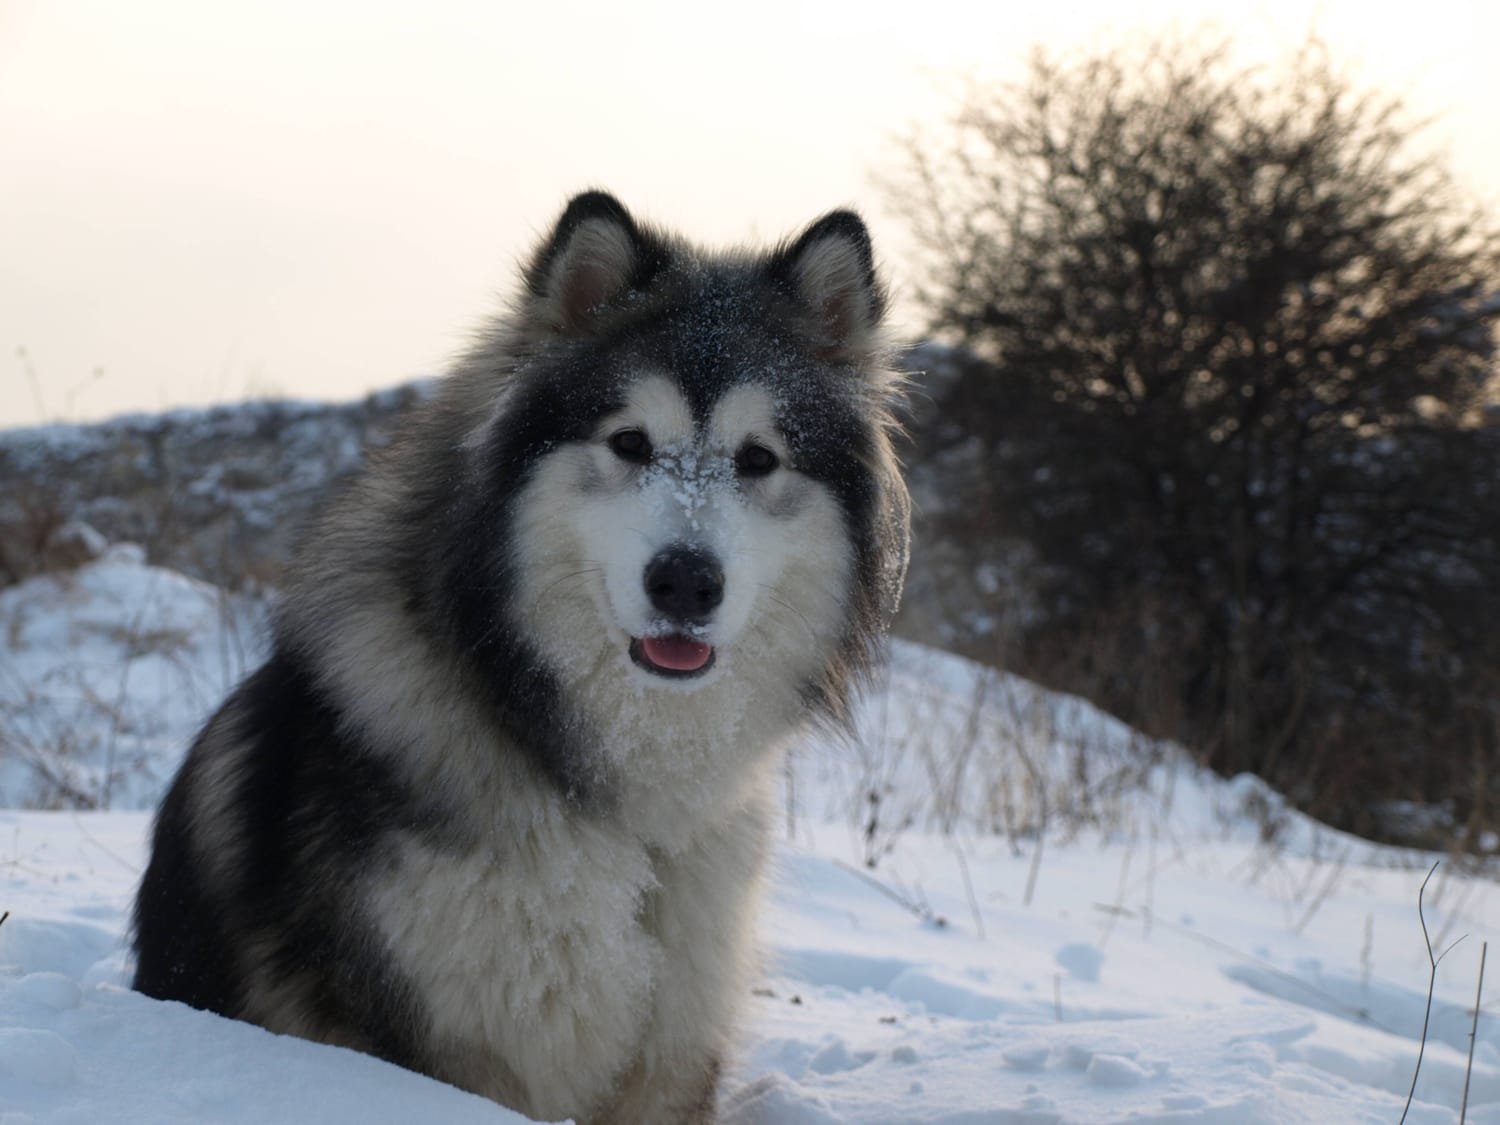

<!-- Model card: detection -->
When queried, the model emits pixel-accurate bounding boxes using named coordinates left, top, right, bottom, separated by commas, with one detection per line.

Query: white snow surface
left=0, top=545, right=267, bottom=811
left=2, top=551, right=1498, bottom=1123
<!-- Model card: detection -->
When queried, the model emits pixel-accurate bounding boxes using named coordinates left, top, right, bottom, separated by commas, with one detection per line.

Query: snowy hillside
left=2, top=550, right=1498, bottom=1122
left=0, top=385, right=423, bottom=591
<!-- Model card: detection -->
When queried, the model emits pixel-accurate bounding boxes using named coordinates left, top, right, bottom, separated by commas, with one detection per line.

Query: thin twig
left=69, top=812, right=140, bottom=874
left=832, top=859, right=948, bottom=929
left=1098, top=839, right=1135, bottom=948
left=1143, top=824, right=1158, bottom=941
left=950, top=841, right=985, bottom=939
left=1402, top=861, right=1466, bottom=1125
left=1022, top=829, right=1046, bottom=909
left=1291, top=847, right=1350, bottom=934
left=1460, top=941, right=1487, bottom=1124
left=1360, top=913, right=1375, bottom=997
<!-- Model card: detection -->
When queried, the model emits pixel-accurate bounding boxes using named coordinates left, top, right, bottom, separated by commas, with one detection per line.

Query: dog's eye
left=609, top=429, right=652, bottom=463
left=735, top=442, right=779, bottom=477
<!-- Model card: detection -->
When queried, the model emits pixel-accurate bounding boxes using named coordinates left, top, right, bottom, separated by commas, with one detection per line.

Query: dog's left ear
left=768, top=210, right=887, bottom=361
left=522, top=191, right=666, bottom=335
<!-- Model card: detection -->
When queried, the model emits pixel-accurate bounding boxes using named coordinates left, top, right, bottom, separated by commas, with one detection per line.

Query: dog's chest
left=366, top=815, right=664, bottom=1116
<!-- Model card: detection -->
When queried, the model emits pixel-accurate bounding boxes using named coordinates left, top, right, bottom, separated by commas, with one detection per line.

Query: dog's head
left=448, top=192, right=909, bottom=732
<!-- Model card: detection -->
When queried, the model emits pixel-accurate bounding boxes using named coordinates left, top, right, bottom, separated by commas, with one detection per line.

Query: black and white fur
left=132, top=191, right=910, bottom=1124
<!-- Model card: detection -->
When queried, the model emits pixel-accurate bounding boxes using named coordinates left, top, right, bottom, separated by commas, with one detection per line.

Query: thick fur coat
left=132, top=192, right=910, bottom=1124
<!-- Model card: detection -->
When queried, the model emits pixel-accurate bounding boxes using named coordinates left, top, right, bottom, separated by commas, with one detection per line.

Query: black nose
left=644, top=546, right=724, bottom=622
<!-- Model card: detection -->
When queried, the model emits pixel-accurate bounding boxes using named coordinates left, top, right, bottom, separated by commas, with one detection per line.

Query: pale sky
left=2, top=0, right=1497, bottom=427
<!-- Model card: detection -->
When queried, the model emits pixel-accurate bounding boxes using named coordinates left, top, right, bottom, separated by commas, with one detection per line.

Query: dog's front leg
left=604, top=792, right=776, bottom=1125
left=607, top=1051, right=722, bottom=1125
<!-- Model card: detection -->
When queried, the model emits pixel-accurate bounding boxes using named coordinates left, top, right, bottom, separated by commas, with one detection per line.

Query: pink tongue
left=641, top=634, right=713, bottom=672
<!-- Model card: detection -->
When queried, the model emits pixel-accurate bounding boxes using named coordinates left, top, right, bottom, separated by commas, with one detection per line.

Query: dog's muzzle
left=631, top=546, right=722, bottom=677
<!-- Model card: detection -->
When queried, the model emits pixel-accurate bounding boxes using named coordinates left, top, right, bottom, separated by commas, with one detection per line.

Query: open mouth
left=630, top=633, right=716, bottom=679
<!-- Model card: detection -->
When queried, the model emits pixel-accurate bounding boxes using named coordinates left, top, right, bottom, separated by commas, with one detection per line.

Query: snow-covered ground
left=2, top=550, right=1497, bottom=1122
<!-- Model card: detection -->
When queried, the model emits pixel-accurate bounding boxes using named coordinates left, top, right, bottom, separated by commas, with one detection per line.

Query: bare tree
left=890, top=35, right=1500, bottom=841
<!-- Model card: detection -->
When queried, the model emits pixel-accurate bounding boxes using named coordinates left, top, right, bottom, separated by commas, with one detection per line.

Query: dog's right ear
left=521, top=191, right=665, bottom=335
left=767, top=209, right=888, bottom=363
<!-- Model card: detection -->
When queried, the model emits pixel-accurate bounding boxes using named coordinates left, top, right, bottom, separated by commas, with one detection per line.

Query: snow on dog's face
left=530, top=373, right=849, bottom=687
left=442, top=193, right=908, bottom=769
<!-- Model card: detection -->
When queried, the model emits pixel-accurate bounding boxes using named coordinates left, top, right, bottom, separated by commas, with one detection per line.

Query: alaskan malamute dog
left=132, top=192, right=910, bottom=1123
